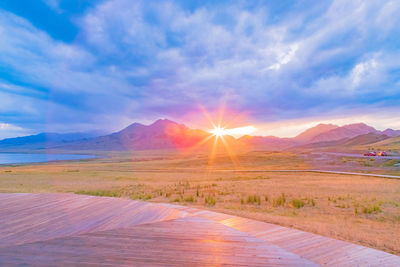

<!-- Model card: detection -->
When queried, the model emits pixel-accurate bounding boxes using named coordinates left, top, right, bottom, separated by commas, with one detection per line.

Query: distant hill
left=308, top=123, right=378, bottom=143
left=382, top=129, right=400, bottom=137
left=57, top=119, right=220, bottom=151
left=294, top=124, right=339, bottom=143
left=358, top=136, right=400, bottom=151
left=1, top=119, right=399, bottom=152
left=291, top=132, right=392, bottom=152
left=340, top=132, right=390, bottom=147
left=238, top=135, right=297, bottom=151
left=0, top=132, right=101, bottom=150
left=289, top=138, right=348, bottom=151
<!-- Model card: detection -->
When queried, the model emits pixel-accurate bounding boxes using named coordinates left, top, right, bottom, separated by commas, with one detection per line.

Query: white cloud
left=255, top=107, right=400, bottom=137
left=351, top=59, right=378, bottom=87
left=42, top=0, right=62, bottom=13
left=1, top=0, right=400, bottom=136
left=0, top=122, right=32, bottom=139
left=268, top=43, right=299, bottom=70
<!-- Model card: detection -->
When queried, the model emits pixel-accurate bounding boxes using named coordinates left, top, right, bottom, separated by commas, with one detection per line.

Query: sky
left=1, top=0, right=400, bottom=139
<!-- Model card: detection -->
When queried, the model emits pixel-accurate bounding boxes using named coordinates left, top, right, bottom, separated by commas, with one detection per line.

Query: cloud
left=42, top=0, right=62, bottom=13
left=268, top=43, right=299, bottom=70
left=0, top=122, right=32, bottom=139
left=0, top=0, right=400, bottom=137
left=351, top=59, right=378, bottom=87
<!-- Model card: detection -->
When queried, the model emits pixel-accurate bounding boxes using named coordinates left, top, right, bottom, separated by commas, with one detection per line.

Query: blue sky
left=1, top=0, right=400, bottom=138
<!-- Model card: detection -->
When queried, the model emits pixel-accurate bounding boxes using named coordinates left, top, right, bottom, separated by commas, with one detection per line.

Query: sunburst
left=176, top=103, right=256, bottom=171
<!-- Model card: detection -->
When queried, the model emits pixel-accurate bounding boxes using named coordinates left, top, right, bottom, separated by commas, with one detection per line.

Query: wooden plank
left=0, top=194, right=185, bottom=247
left=0, top=217, right=316, bottom=266
left=1, top=193, right=399, bottom=266
left=216, top=213, right=400, bottom=266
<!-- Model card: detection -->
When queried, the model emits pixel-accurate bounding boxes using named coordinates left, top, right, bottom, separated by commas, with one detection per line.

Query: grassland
left=0, top=150, right=399, bottom=255
left=358, top=136, right=400, bottom=152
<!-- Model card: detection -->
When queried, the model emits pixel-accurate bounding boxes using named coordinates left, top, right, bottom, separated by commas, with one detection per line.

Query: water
left=0, top=153, right=97, bottom=165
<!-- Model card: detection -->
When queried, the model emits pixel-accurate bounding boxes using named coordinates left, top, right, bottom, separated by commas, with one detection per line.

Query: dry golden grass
left=0, top=150, right=399, bottom=255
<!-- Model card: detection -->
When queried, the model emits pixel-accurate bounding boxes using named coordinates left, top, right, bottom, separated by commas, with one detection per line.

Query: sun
left=195, top=104, right=257, bottom=170
left=210, top=125, right=256, bottom=137
left=210, top=125, right=227, bottom=137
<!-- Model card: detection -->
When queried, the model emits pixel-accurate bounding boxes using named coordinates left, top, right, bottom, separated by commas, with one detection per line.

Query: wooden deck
left=0, top=193, right=399, bottom=266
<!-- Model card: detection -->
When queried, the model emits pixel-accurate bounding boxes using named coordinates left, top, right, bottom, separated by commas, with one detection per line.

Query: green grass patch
left=290, top=199, right=305, bottom=209
left=307, top=198, right=316, bottom=206
left=362, top=204, right=382, bottom=214
left=273, top=193, right=286, bottom=207
left=75, top=190, right=121, bottom=197
left=184, top=195, right=195, bottom=202
left=172, top=196, right=181, bottom=202
left=216, top=176, right=270, bottom=181
left=384, top=159, right=400, bottom=167
left=205, top=195, right=216, bottom=206
left=247, top=195, right=261, bottom=205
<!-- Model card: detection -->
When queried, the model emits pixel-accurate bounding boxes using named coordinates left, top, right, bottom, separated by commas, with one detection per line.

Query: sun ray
left=219, top=135, right=241, bottom=169
left=174, top=104, right=254, bottom=172
left=207, top=134, right=219, bottom=170
left=199, top=105, right=217, bottom=129
left=177, top=133, right=214, bottom=158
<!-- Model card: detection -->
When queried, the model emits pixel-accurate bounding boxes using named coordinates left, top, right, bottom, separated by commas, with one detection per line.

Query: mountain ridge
left=0, top=120, right=399, bottom=151
left=308, top=123, right=378, bottom=143
left=54, top=119, right=214, bottom=151
left=294, top=123, right=339, bottom=143
left=0, top=132, right=102, bottom=150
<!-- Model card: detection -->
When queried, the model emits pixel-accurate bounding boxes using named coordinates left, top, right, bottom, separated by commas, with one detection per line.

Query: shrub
left=205, top=195, right=216, bottom=206
left=290, top=199, right=305, bottom=209
left=247, top=195, right=261, bottom=205
left=362, top=205, right=382, bottom=214
left=75, top=190, right=120, bottom=197
left=184, top=195, right=195, bottom=202
left=255, top=176, right=269, bottom=180
left=264, top=195, right=269, bottom=202
left=141, top=194, right=152, bottom=201
left=273, top=193, right=286, bottom=207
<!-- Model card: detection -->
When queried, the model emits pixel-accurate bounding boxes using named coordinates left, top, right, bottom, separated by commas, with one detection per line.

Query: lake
left=0, top=153, right=98, bottom=165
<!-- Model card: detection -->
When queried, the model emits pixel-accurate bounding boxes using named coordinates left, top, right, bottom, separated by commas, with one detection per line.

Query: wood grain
left=0, top=193, right=398, bottom=266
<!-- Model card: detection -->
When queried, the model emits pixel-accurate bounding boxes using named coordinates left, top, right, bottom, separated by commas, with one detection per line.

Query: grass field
left=0, top=150, right=399, bottom=255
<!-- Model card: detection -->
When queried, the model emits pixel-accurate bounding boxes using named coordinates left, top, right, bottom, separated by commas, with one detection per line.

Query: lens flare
left=183, top=104, right=255, bottom=171
left=210, top=126, right=226, bottom=137
left=210, top=125, right=257, bottom=137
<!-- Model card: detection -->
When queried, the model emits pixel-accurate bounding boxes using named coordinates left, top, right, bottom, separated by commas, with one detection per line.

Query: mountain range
left=0, top=119, right=399, bottom=152
left=55, top=119, right=211, bottom=151
left=0, top=132, right=102, bottom=150
left=239, top=123, right=400, bottom=151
